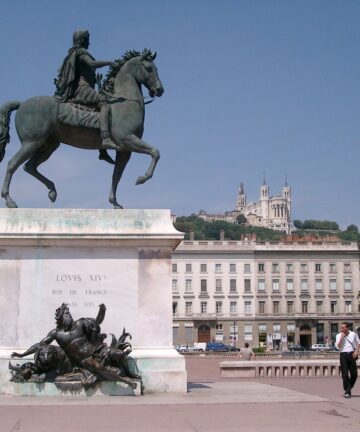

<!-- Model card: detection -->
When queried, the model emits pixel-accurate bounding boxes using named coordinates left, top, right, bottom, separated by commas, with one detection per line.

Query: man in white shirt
left=335, top=322, right=360, bottom=398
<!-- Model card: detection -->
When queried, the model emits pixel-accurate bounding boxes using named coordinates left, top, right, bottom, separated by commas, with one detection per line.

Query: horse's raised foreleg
left=1, top=142, right=40, bottom=208
left=109, top=151, right=131, bottom=208
left=123, top=134, right=160, bottom=185
left=23, top=141, right=60, bottom=203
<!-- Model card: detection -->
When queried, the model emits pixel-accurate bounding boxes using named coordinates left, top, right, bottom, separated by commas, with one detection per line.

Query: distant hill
left=174, top=216, right=360, bottom=243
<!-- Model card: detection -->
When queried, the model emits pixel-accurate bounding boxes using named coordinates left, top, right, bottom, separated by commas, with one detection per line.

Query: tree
left=293, top=220, right=303, bottom=229
left=346, top=224, right=359, bottom=233
left=236, top=214, right=247, bottom=225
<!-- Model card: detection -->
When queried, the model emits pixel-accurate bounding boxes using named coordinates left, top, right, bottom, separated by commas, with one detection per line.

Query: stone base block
left=4, top=381, right=141, bottom=397
left=133, top=348, right=187, bottom=394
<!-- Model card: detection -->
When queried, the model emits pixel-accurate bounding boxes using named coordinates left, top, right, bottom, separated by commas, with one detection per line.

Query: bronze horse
left=0, top=49, right=164, bottom=208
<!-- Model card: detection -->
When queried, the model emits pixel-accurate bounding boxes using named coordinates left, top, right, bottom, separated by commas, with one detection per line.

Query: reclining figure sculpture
left=10, top=303, right=140, bottom=390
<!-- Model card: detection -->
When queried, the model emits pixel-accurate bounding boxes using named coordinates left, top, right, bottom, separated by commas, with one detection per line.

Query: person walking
left=335, top=322, right=360, bottom=398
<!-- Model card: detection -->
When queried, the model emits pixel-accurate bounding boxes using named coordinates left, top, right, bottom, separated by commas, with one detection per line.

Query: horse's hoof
left=5, top=197, right=18, bottom=208
left=48, top=190, right=57, bottom=203
left=135, top=176, right=146, bottom=185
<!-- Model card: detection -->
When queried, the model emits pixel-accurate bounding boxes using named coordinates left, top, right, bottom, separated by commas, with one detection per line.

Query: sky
left=0, top=0, right=359, bottom=228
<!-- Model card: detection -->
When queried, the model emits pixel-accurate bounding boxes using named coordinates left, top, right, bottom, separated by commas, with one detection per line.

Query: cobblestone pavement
left=1, top=357, right=360, bottom=432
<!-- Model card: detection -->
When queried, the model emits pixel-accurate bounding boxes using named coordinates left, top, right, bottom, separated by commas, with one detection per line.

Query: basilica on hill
left=197, top=180, right=292, bottom=234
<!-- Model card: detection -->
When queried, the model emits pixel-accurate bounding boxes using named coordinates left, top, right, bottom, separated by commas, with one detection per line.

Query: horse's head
left=119, top=49, right=164, bottom=98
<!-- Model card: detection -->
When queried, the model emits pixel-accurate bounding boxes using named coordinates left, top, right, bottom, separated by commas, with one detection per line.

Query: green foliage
left=293, top=219, right=303, bottom=229
left=236, top=214, right=247, bottom=225
left=174, top=216, right=283, bottom=241
left=252, top=347, right=265, bottom=353
left=300, top=220, right=339, bottom=230
left=347, top=224, right=359, bottom=233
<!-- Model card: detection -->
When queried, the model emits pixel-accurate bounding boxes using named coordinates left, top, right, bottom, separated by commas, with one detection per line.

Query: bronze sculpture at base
left=10, top=303, right=140, bottom=390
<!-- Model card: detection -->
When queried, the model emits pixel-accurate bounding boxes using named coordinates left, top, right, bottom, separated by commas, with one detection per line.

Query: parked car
left=311, top=344, right=332, bottom=352
left=206, top=342, right=239, bottom=352
left=288, top=344, right=306, bottom=351
left=193, top=342, right=206, bottom=352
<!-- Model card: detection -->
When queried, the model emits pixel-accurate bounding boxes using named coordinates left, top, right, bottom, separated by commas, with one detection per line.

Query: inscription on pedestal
left=52, top=273, right=109, bottom=309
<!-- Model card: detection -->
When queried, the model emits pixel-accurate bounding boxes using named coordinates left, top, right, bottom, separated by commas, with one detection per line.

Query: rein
left=102, top=91, right=155, bottom=105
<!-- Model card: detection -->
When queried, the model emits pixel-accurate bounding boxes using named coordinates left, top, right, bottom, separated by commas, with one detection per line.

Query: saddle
left=57, top=102, right=99, bottom=129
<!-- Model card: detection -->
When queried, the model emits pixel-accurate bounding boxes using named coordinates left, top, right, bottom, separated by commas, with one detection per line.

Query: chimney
left=220, top=230, right=225, bottom=241
left=189, top=231, right=195, bottom=241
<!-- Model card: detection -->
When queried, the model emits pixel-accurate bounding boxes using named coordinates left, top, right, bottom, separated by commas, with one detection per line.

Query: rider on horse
left=54, top=29, right=115, bottom=163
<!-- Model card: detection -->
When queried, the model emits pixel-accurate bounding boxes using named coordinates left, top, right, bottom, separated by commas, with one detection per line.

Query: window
left=344, top=263, right=351, bottom=273
left=244, top=324, right=253, bottom=341
left=345, top=301, right=352, bottom=314
left=273, top=323, right=281, bottom=333
left=185, top=326, right=193, bottom=342
left=272, top=263, right=279, bottom=272
left=244, top=301, right=251, bottom=314
left=172, top=263, right=177, bottom=273
left=215, top=278, right=222, bottom=292
left=316, top=323, right=324, bottom=344
left=259, top=324, right=267, bottom=334
left=286, top=279, right=293, bottom=291
left=301, top=279, right=308, bottom=291
left=315, top=263, right=322, bottom=272
left=344, top=279, right=352, bottom=291
left=316, top=301, right=323, bottom=313
left=259, top=301, right=265, bottom=314
left=273, top=301, right=279, bottom=314
left=258, top=279, right=265, bottom=292
left=272, top=279, right=280, bottom=292
left=287, top=323, right=295, bottom=333
left=244, top=279, right=251, bottom=292
left=329, top=263, right=336, bottom=273
left=315, top=279, right=322, bottom=291
left=230, top=263, right=236, bottom=273
left=201, top=302, right=207, bottom=314
left=301, top=263, right=308, bottom=273
left=186, top=263, right=192, bottom=273
left=172, top=279, right=178, bottom=292
left=216, top=301, right=222, bottom=315
left=330, top=279, right=337, bottom=292
left=185, top=279, right=192, bottom=292
left=287, top=301, right=293, bottom=314
left=215, top=263, right=222, bottom=273
left=200, top=263, right=207, bottom=273
left=258, top=263, right=265, bottom=272
left=286, top=263, right=293, bottom=272
left=230, top=279, right=237, bottom=292
left=185, top=301, right=192, bottom=314
left=330, top=301, right=337, bottom=314
left=200, top=279, right=207, bottom=293
left=244, top=263, right=251, bottom=273
left=216, top=324, right=223, bottom=341
left=172, top=302, right=178, bottom=315
left=302, top=301, right=308, bottom=314
left=230, top=301, right=237, bottom=314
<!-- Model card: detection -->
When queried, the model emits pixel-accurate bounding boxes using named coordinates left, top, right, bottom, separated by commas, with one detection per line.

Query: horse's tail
left=0, top=101, right=21, bottom=162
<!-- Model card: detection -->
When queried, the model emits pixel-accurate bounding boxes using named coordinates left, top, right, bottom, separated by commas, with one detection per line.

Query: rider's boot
left=99, top=149, right=115, bottom=165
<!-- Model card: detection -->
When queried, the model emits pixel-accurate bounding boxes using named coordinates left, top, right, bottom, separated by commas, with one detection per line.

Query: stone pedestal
left=0, top=208, right=186, bottom=394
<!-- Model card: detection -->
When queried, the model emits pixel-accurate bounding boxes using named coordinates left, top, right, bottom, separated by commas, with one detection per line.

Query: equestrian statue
left=0, top=29, right=164, bottom=208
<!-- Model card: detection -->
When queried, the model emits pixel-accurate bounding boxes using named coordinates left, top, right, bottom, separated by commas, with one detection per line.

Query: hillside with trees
left=174, top=216, right=360, bottom=243
left=174, top=215, right=283, bottom=241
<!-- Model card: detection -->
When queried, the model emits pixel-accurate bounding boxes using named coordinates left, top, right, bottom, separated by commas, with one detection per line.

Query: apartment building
left=171, top=238, right=360, bottom=349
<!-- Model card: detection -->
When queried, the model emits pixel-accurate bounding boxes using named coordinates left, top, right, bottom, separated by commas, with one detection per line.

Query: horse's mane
left=100, top=48, right=156, bottom=95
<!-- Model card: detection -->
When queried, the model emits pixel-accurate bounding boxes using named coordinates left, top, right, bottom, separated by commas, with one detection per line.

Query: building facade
left=172, top=238, right=360, bottom=349
left=197, top=181, right=292, bottom=234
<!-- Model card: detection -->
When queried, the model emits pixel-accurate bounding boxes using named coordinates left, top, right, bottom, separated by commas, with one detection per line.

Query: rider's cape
left=54, top=46, right=93, bottom=102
